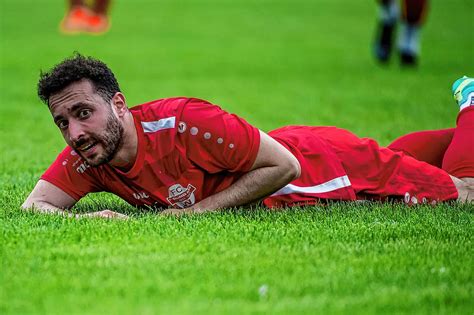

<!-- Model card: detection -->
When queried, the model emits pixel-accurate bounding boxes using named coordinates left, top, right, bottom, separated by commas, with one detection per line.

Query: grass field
left=1, top=0, right=473, bottom=314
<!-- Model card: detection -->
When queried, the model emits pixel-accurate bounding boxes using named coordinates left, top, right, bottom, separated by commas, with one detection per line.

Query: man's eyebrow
left=70, top=102, right=89, bottom=112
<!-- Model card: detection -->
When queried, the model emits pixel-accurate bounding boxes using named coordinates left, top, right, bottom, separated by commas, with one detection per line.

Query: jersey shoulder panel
left=130, top=97, right=190, bottom=121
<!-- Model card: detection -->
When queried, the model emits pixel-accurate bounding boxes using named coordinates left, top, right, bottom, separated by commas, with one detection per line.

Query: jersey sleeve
left=40, top=147, right=104, bottom=200
left=177, top=98, right=261, bottom=173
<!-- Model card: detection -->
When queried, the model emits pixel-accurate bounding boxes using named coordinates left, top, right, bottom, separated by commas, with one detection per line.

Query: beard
left=76, top=113, right=124, bottom=167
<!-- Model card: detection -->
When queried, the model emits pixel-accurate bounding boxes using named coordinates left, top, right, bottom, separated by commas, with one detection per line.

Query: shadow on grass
left=71, top=194, right=474, bottom=221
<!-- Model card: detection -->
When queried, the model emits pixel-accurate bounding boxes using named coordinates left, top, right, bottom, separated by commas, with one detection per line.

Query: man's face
left=49, top=79, right=124, bottom=167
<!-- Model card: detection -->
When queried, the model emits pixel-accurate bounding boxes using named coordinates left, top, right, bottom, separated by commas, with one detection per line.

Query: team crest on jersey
left=167, top=183, right=196, bottom=208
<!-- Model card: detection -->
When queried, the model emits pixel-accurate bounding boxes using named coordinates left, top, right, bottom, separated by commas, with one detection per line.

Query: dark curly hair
left=38, top=53, right=121, bottom=105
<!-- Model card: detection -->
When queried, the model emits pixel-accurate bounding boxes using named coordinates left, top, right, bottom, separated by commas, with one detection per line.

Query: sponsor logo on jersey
left=133, top=191, right=150, bottom=200
left=167, top=183, right=196, bottom=208
left=76, top=161, right=90, bottom=174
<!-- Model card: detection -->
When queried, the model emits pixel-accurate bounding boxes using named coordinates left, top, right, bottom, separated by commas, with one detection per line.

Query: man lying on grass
left=22, top=54, right=474, bottom=218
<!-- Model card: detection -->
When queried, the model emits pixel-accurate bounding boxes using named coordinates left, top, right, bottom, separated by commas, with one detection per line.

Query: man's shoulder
left=129, top=97, right=219, bottom=120
left=129, top=97, right=191, bottom=120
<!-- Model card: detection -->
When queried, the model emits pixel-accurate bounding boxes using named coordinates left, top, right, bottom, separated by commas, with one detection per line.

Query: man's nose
left=68, top=120, right=85, bottom=142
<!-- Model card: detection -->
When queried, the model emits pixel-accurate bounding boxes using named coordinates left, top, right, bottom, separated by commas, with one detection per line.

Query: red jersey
left=41, top=98, right=260, bottom=208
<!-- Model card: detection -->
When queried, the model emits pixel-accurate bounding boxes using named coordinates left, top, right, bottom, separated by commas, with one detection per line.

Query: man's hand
left=160, top=208, right=199, bottom=216
left=23, top=180, right=128, bottom=219
left=451, top=176, right=474, bottom=203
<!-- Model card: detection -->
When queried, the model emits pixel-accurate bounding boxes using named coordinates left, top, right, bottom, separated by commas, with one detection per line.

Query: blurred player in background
left=60, top=0, right=112, bottom=35
left=374, top=0, right=429, bottom=66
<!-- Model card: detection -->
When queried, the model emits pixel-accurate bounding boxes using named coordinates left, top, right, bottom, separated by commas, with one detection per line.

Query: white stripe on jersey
left=270, top=175, right=351, bottom=197
left=141, top=117, right=176, bottom=133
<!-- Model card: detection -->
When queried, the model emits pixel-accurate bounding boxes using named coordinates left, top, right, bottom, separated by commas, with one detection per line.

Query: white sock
left=460, top=92, right=474, bottom=111
left=399, top=23, right=420, bottom=55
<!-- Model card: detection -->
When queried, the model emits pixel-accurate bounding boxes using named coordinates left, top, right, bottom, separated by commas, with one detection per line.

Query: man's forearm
left=22, top=200, right=74, bottom=216
left=191, top=165, right=298, bottom=212
left=22, top=200, right=128, bottom=219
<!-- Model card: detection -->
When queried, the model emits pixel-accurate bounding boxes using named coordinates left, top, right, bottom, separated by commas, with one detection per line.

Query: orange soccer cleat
left=84, top=13, right=110, bottom=35
left=59, top=6, right=90, bottom=34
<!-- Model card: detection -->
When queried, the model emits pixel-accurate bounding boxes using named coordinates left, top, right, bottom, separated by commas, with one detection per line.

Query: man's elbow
left=21, top=196, right=48, bottom=211
left=285, top=155, right=301, bottom=182
left=21, top=198, right=36, bottom=210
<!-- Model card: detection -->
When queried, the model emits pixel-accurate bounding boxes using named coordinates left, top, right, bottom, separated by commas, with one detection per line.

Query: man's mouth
left=77, top=141, right=98, bottom=153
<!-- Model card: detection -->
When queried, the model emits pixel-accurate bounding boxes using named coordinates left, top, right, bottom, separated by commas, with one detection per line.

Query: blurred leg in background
left=374, top=0, right=429, bottom=66
left=399, top=0, right=429, bottom=66
left=373, top=0, right=398, bottom=63
left=60, top=0, right=112, bottom=35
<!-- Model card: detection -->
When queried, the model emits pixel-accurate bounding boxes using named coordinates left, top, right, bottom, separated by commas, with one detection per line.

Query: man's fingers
left=78, top=210, right=129, bottom=219
left=100, top=210, right=129, bottom=219
left=161, top=208, right=191, bottom=216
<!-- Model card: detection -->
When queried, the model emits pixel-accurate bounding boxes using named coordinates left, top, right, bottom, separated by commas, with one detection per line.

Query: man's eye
left=78, top=109, right=91, bottom=119
left=57, top=121, right=68, bottom=129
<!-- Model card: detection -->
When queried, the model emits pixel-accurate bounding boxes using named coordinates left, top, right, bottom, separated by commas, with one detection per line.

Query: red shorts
left=263, top=126, right=458, bottom=207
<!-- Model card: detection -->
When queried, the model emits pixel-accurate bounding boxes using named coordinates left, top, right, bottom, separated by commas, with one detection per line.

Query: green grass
left=2, top=203, right=473, bottom=315
left=1, top=0, right=473, bottom=314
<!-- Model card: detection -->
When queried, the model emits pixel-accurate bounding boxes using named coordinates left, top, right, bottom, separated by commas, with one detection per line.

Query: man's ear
left=111, top=92, right=127, bottom=117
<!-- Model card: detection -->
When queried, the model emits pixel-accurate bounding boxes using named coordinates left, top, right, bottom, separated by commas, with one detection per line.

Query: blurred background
left=0, top=0, right=473, bottom=177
